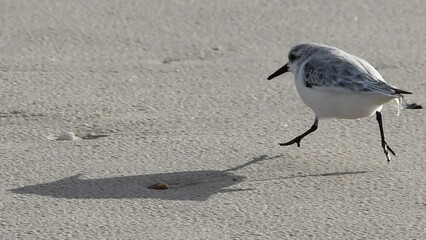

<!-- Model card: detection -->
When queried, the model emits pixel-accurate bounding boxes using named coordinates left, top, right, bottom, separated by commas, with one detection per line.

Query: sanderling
left=267, top=43, right=412, bottom=162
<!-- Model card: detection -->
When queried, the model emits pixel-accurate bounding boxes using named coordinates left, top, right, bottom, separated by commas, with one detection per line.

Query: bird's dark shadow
left=10, top=171, right=244, bottom=201
left=9, top=155, right=369, bottom=201
left=247, top=170, right=370, bottom=183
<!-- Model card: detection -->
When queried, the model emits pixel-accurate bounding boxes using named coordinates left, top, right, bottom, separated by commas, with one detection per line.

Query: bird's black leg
left=279, top=117, right=319, bottom=147
left=375, top=111, right=396, bottom=162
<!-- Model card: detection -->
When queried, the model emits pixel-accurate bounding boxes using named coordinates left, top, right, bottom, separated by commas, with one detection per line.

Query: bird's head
left=267, top=43, right=329, bottom=80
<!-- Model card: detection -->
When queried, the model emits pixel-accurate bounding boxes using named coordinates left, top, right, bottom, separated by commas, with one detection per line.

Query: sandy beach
left=1, top=0, right=425, bottom=239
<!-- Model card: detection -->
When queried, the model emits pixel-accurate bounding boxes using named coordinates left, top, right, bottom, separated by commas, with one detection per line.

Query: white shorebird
left=267, top=43, right=411, bottom=162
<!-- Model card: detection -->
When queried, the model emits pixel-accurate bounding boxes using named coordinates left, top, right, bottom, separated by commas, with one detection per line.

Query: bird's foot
left=279, top=137, right=302, bottom=147
left=382, top=141, right=396, bottom=163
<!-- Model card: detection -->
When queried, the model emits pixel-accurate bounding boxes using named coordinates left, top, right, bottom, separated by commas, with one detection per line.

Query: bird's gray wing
left=303, top=55, right=401, bottom=96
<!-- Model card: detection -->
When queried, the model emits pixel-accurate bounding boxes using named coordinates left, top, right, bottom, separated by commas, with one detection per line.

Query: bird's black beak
left=267, top=63, right=289, bottom=80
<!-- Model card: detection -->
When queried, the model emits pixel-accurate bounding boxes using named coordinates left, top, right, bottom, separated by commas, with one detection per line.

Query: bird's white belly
left=295, top=80, right=394, bottom=119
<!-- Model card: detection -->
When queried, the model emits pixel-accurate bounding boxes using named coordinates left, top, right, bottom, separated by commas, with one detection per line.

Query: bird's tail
left=393, top=88, right=412, bottom=95
left=392, top=88, right=411, bottom=116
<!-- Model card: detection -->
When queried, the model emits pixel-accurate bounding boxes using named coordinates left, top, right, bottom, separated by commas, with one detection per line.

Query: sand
left=1, top=0, right=425, bottom=239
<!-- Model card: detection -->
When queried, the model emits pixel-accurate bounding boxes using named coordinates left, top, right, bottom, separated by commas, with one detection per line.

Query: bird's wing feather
left=303, top=54, right=401, bottom=97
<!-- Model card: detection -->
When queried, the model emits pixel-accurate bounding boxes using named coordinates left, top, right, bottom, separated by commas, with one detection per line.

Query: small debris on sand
left=405, top=103, right=423, bottom=109
left=46, top=132, right=80, bottom=141
left=148, top=182, right=169, bottom=190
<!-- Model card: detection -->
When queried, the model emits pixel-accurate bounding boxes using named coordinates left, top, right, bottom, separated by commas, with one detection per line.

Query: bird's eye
left=289, top=53, right=296, bottom=61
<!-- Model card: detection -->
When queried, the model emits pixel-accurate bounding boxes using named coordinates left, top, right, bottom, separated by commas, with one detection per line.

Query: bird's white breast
left=294, top=69, right=394, bottom=119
